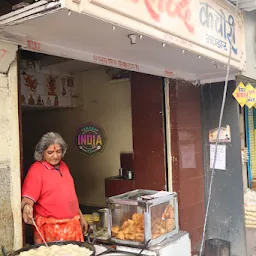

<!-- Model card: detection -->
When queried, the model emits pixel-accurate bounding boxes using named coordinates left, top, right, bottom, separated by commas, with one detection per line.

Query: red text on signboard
left=27, top=40, right=41, bottom=51
left=131, top=0, right=194, bottom=33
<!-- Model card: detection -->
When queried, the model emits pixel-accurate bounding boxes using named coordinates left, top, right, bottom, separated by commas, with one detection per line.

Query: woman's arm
left=21, top=197, right=35, bottom=225
left=21, top=197, right=34, bottom=209
left=79, top=209, right=88, bottom=235
left=21, top=164, right=43, bottom=224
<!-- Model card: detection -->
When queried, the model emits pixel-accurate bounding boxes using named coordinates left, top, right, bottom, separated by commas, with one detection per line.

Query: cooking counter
left=116, top=231, right=191, bottom=256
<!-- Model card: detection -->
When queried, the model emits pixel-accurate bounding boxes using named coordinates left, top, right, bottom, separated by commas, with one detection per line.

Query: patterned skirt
left=34, top=214, right=84, bottom=244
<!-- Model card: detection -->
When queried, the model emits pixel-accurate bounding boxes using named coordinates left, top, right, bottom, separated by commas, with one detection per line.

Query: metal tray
left=3, top=241, right=95, bottom=256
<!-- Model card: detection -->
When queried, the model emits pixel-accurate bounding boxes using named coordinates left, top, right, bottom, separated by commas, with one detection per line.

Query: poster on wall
left=60, top=76, right=68, bottom=96
left=20, top=71, right=39, bottom=105
left=45, top=74, right=58, bottom=96
left=67, top=77, right=74, bottom=89
left=20, top=58, right=76, bottom=108
left=73, top=123, right=107, bottom=157
left=209, top=125, right=231, bottom=143
left=58, top=76, right=71, bottom=107
left=20, top=59, right=40, bottom=73
left=20, top=71, right=38, bottom=95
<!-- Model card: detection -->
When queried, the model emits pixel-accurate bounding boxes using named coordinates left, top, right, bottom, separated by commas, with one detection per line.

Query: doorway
left=17, top=49, right=168, bottom=244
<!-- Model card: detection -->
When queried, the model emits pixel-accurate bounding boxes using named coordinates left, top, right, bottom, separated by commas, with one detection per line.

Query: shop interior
left=19, top=49, right=168, bottom=244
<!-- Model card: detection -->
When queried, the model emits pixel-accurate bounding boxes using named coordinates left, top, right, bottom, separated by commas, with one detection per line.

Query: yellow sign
left=245, top=83, right=256, bottom=108
left=232, top=82, right=248, bottom=107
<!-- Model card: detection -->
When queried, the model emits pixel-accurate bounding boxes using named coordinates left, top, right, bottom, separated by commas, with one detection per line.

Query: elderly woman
left=21, top=132, right=87, bottom=243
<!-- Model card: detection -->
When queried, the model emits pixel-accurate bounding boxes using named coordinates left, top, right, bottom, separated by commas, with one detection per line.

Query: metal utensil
left=87, top=223, right=97, bottom=245
left=32, top=218, right=49, bottom=247
left=8, top=241, right=96, bottom=256
left=97, top=251, right=137, bottom=256
left=98, top=208, right=109, bottom=229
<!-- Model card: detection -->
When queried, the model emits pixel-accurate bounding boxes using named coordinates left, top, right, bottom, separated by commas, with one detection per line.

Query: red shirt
left=22, top=161, right=79, bottom=219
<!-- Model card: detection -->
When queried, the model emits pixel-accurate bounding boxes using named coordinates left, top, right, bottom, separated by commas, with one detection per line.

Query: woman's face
left=43, top=144, right=62, bottom=166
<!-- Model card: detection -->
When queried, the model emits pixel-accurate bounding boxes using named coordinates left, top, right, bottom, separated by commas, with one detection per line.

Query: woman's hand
left=22, top=204, right=34, bottom=225
left=80, top=216, right=88, bottom=235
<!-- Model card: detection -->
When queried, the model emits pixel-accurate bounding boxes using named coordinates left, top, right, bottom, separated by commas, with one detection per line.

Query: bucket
left=204, top=239, right=230, bottom=256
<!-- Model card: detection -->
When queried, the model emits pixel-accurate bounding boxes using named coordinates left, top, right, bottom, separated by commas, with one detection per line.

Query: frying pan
left=2, top=241, right=95, bottom=256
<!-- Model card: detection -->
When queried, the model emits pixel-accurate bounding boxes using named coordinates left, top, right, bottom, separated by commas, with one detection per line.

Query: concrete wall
left=22, top=68, right=133, bottom=207
left=0, top=41, right=22, bottom=251
left=201, top=81, right=246, bottom=256
left=242, top=11, right=256, bottom=80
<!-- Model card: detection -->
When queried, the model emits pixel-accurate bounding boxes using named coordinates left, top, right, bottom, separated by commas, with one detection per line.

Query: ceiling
left=227, top=0, right=256, bottom=11
left=0, top=7, right=238, bottom=82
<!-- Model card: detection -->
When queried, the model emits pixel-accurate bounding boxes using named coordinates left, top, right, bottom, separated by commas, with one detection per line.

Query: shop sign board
left=232, top=82, right=248, bottom=107
left=90, top=0, right=245, bottom=62
left=232, top=82, right=256, bottom=108
left=73, top=123, right=107, bottom=157
left=245, top=83, right=256, bottom=109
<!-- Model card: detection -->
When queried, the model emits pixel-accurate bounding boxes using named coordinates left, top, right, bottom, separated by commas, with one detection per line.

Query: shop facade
left=234, top=9, right=256, bottom=255
left=237, top=10, right=256, bottom=189
left=0, top=0, right=246, bottom=254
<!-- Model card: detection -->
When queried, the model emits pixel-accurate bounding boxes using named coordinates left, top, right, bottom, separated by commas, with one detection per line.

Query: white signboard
left=90, top=0, right=244, bottom=62
left=210, top=144, right=226, bottom=170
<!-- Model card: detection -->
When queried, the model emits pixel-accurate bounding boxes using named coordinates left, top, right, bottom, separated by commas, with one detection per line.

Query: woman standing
left=21, top=132, right=87, bottom=243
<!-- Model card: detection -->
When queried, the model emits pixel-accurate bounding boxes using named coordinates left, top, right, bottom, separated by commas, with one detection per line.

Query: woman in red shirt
left=21, top=132, right=87, bottom=243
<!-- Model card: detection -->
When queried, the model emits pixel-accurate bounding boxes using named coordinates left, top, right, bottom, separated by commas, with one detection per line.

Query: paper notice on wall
left=180, top=144, right=196, bottom=169
left=210, top=144, right=226, bottom=170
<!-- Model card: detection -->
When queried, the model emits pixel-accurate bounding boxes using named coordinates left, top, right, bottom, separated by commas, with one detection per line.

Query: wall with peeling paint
left=0, top=41, right=22, bottom=252
left=201, top=82, right=246, bottom=256
left=242, top=11, right=256, bottom=81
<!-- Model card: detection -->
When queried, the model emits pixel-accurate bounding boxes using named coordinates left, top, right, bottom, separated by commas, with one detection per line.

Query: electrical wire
left=199, top=0, right=240, bottom=255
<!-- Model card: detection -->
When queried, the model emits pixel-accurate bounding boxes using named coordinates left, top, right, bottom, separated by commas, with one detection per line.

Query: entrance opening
left=18, top=49, right=167, bottom=244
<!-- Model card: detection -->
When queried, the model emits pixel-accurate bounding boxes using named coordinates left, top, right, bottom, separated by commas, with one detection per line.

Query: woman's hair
left=34, top=132, right=68, bottom=161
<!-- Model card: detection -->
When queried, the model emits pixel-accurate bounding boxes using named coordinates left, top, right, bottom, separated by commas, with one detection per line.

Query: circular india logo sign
left=73, top=123, right=107, bottom=157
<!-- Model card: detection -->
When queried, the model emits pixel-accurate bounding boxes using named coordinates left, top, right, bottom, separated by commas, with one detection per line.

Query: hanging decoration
left=20, top=58, right=75, bottom=108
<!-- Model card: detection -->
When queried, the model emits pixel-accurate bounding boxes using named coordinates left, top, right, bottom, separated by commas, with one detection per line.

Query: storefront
left=235, top=10, right=256, bottom=190
left=0, top=0, right=246, bottom=254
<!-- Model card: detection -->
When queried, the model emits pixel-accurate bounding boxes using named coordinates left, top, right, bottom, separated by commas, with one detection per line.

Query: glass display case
left=107, top=190, right=179, bottom=247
